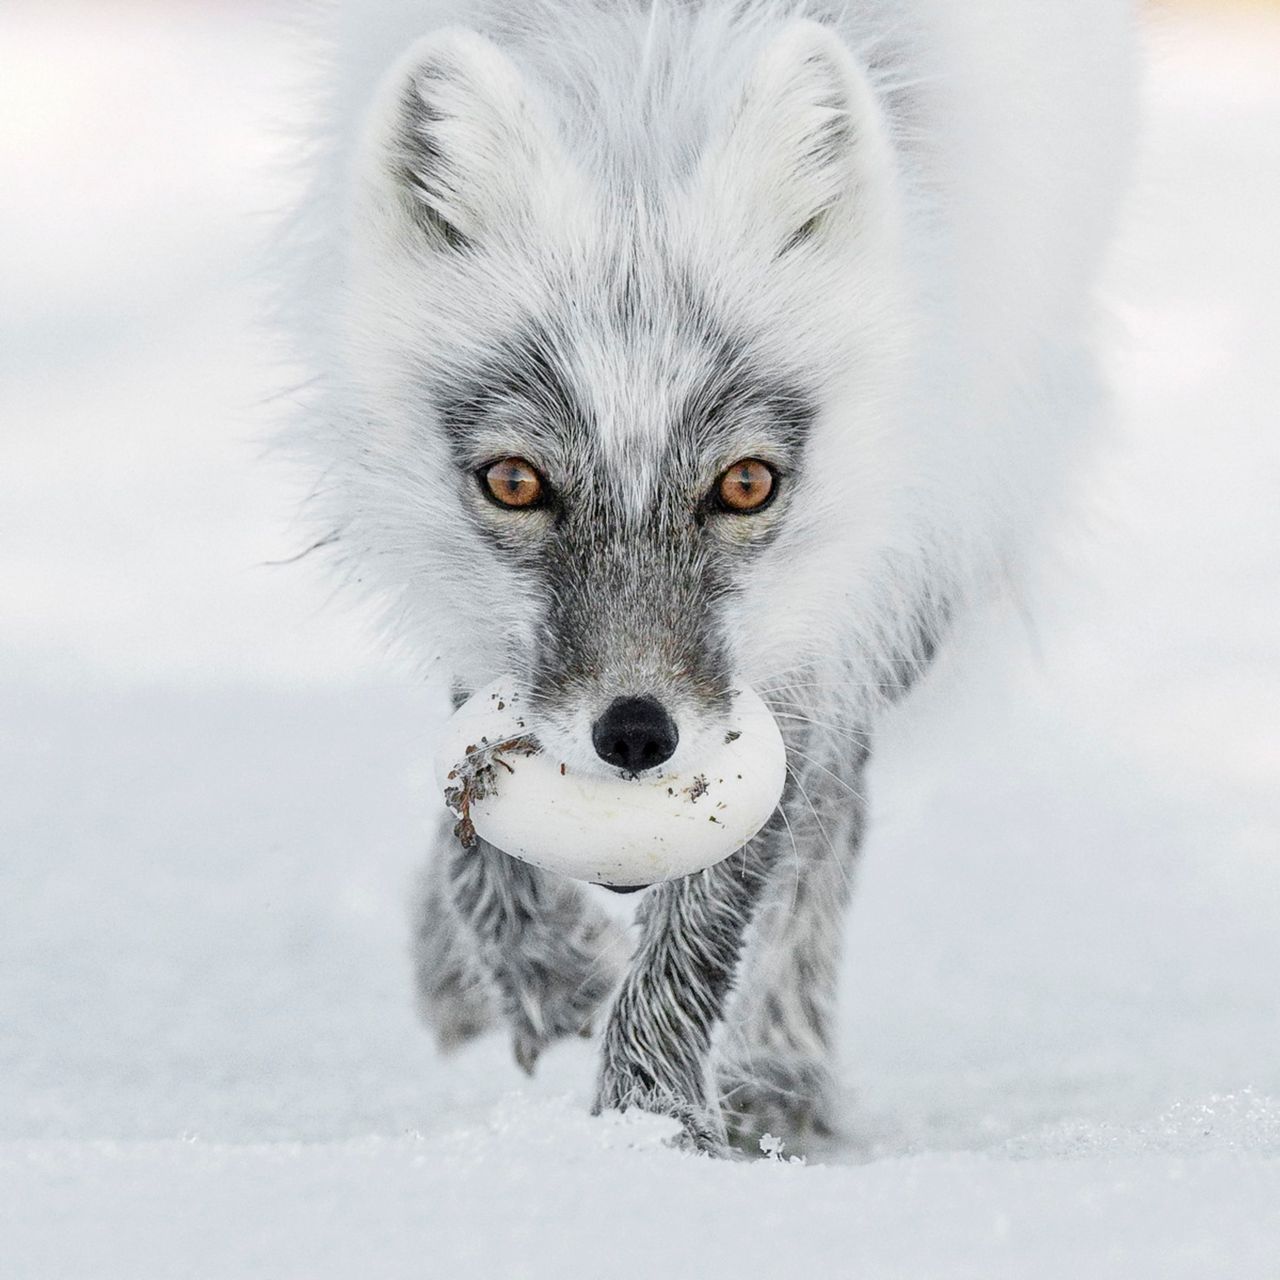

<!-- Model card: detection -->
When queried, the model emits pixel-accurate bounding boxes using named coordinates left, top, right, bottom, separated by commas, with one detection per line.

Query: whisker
left=775, top=790, right=803, bottom=917
left=785, top=744, right=870, bottom=808
left=759, top=679, right=902, bottom=695
left=767, top=708, right=873, bottom=746
left=785, top=762, right=854, bottom=900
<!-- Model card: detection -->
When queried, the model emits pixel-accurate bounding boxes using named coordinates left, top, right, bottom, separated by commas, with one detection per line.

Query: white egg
left=435, top=680, right=787, bottom=886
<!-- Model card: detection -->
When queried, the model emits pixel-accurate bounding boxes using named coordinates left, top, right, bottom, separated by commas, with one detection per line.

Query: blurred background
left=1, top=2, right=1278, bottom=1275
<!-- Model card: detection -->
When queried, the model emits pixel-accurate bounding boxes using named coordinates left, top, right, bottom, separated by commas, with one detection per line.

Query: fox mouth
left=437, top=678, right=787, bottom=886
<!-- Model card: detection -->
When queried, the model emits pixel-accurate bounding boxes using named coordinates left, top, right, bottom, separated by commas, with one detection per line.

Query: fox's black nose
left=592, top=697, right=679, bottom=772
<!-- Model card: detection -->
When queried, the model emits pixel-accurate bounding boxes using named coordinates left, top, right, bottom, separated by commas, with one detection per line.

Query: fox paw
left=593, top=1025, right=728, bottom=1156
left=718, top=1056, right=840, bottom=1156
left=593, top=1076, right=728, bottom=1156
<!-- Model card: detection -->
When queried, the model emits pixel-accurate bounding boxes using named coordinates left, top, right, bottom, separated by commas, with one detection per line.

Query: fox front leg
left=592, top=821, right=778, bottom=1155
left=436, top=835, right=628, bottom=1072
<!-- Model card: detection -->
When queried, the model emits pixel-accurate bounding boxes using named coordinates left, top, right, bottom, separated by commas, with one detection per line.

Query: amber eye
left=481, top=457, right=546, bottom=509
left=715, top=459, right=776, bottom=513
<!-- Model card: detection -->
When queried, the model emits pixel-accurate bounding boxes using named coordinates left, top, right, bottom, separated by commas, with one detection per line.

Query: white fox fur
left=280, top=0, right=1136, bottom=1151
left=287, top=0, right=1133, bottom=715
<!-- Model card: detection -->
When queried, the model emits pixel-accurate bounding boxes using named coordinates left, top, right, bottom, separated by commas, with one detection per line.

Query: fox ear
left=701, top=21, right=897, bottom=255
left=362, top=29, right=569, bottom=250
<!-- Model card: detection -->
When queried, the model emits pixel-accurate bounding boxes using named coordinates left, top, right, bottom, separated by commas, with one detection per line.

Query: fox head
left=334, top=16, right=908, bottom=777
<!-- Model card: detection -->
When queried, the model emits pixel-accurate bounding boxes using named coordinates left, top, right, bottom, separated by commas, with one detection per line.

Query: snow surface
left=1, top=3, right=1278, bottom=1276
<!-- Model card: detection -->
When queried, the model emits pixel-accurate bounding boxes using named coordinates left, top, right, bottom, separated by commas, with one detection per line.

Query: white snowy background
left=1, top=2, right=1278, bottom=1276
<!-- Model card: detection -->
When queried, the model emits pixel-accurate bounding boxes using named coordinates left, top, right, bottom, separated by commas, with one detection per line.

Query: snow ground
left=1, top=3, right=1278, bottom=1277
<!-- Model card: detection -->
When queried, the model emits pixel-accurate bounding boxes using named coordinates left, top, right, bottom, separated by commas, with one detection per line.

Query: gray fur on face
left=436, top=291, right=816, bottom=771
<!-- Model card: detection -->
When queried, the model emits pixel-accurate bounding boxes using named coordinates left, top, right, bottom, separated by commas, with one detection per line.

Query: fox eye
left=481, top=457, right=546, bottom=509
left=715, top=459, right=776, bottom=513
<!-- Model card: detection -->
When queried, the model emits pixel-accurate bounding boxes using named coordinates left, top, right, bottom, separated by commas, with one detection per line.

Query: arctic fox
left=285, top=0, right=1135, bottom=1152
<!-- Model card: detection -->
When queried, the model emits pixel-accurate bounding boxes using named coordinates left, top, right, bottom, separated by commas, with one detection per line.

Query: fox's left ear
left=699, top=21, right=898, bottom=256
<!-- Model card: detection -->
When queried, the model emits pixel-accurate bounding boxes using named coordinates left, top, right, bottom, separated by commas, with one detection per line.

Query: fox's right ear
left=359, top=29, right=572, bottom=251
